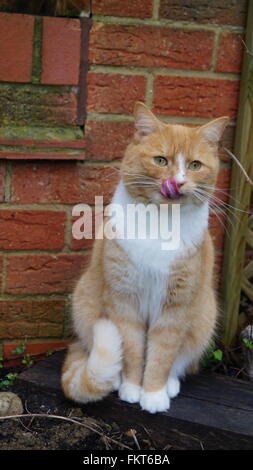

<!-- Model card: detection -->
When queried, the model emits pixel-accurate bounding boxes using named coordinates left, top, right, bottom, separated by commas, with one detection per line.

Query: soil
left=0, top=372, right=178, bottom=451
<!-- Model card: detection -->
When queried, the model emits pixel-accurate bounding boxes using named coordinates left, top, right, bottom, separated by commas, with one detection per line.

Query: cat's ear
left=134, top=102, right=161, bottom=138
left=197, top=117, right=230, bottom=143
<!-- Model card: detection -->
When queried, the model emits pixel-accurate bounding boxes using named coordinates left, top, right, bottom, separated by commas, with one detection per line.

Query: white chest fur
left=108, top=181, right=209, bottom=322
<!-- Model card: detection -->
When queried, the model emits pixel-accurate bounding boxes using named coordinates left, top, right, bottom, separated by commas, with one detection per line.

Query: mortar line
left=92, top=14, right=244, bottom=33
left=31, top=16, right=42, bottom=84
left=4, top=161, right=12, bottom=202
left=145, top=74, right=154, bottom=107
left=152, top=0, right=160, bottom=21
left=211, top=29, right=221, bottom=72
left=90, top=64, right=240, bottom=80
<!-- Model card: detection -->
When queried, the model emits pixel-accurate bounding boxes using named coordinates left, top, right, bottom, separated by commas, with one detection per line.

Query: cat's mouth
left=160, top=177, right=184, bottom=200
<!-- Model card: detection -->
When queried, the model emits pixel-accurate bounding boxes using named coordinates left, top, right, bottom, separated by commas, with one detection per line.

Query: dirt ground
left=0, top=375, right=180, bottom=451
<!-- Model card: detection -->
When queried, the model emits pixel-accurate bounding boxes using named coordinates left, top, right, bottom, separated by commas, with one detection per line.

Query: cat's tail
left=61, top=318, right=123, bottom=403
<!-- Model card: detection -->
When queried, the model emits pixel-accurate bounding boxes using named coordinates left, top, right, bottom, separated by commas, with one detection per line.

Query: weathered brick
left=216, top=33, right=244, bottom=73
left=85, top=120, right=133, bottom=160
left=11, top=162, right=119, bottom=205
left=0, top=13, right=34, bottom=82
left=5, top=254, right=89, bottom=294
left=0, top=299, right=65, bottom=339
left=0, top=162, right=5, bottom=202
left=153, top=76, right=239, bottom=118
left=0, top=210, right=66, bottom=250
left=89, top=23, right=214, bottom=70
left=92, top=0, right=153, bottom=18
left=71, top=211, right=95, bottom=251
left=42, top=17, right=81, bottom=85
left=209, top=211, right=226, bottom=251
left=87, top=72, right=146, bottom=114
left=214, top=167, right=231, bottom=204
left=159, top=0, right=248, bottom=27
left=0, top=86, right=78, bottom=127
left=219, top=124, right=235, bottom=162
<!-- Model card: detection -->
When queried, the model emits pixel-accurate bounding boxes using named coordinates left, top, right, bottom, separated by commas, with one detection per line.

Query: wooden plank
left=221, top=0, right=253, bottom=347
left=16, top=351, right=253, bottom=450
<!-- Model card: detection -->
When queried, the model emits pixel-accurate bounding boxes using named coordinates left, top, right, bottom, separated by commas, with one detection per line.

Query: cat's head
left=121, top=102, right=229, bottom=206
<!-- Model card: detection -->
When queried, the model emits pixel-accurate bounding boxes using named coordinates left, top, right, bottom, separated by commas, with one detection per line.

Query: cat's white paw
left=140, top=387, right=170, bottom=414
left=119, top=381, right=141, bottom=404
left=167, top=376, right=180, bottom=398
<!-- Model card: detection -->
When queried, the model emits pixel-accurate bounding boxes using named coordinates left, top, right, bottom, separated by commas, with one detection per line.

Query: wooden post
left=221, top=1, right=253, bottom=347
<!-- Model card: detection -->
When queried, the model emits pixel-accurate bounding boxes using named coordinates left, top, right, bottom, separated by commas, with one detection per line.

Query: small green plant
left=242, top=337, right=253, bottom=349
left=11, top=342, right=34, bottom=367
left=46, top=348, right=55, bottom=357
left=0, top=372, right=18, bottom=388
left=21, top=354, right=33, bottom=367
left=201, top=347, right=223, bottom=368
left=11, top=344, right=26, bottom=355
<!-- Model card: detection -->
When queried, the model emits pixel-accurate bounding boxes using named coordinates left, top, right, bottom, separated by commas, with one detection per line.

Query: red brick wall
left=0, top=1, right=248, bottom=357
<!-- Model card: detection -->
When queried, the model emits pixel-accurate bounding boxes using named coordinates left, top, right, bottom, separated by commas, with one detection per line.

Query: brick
left=0, top=162, right=5, bottom=201
left=219, top=124, right=235, bottom=162
left=11, top=162, right=119, bottom=205
left=159, top=0, right=248, bottom=27
left=89, top=23, right=214, bottom=70
left=85, top=120, right=133, bottom=160
left=0, top=299, right=65, bottom=339
left=0, top=13, right=34, bottom=82
left=87, top=72, right=146, bottom=114
left=71, top=209, right=97, bottom=250
left=42, top=17, right=81, bottom=85
left=92, top=0, right=153, bottom=18
left=216, top=33, right=244, bottom=73
left=5, top=254, right=89, bottom=294
left=0, top=210, right=66, bottom=250
left=209, top=211, right=226, bottom=251
left=0, top=86, right=78, bottom=127
left=153, top=76, right=239, bottom=118
left=214, top=167, right=231, bottom=204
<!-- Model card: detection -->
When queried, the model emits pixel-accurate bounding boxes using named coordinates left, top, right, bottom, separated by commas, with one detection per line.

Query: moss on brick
left=0, top=83, right=78, bottom=127
left=0, top=125, right=83, bottom=140
left=32, top=16, right=42, bottom=84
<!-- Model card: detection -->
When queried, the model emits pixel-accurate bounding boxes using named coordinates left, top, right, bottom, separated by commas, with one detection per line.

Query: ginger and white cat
left=61, top=102, right=229, bottom=414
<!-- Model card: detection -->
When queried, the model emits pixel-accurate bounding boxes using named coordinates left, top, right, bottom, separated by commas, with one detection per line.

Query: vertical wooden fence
left=221, top=1, right=253, bottom=347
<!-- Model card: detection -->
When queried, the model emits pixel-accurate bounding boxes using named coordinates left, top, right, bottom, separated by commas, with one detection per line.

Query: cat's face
left=121, top=102, right=229, bottom=206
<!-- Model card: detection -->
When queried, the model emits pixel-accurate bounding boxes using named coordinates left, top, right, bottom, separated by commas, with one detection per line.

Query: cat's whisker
left=196, top=183, right=247, bottom=208
left=193, top=190, right=231, bottom=239
left=195, top=188, right=249, bottom=223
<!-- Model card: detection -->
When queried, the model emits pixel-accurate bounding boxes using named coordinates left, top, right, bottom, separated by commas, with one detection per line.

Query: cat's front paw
left=140, top=387, right=170, bottom=414
left=119, top=381, right=141, bottom=404
left=167, top=376, right=180, bottom=398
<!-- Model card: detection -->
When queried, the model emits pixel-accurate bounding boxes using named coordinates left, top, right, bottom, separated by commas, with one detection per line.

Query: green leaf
left=242, top=337, right=253, bottom=349
left=12, top=344, right=26, bottom=355
left=213, top=349, right=223, bottom=361
left=0, top=380, right=11, bottom=387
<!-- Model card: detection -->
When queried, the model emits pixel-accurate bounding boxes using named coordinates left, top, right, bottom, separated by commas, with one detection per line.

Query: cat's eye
left=188, top=160, right=202, bottom=171
left=154, top=156, right=168, bottom=166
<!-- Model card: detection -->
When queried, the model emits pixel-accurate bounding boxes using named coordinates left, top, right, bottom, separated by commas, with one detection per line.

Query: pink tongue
left=161, top=177, right=181, bottom=199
